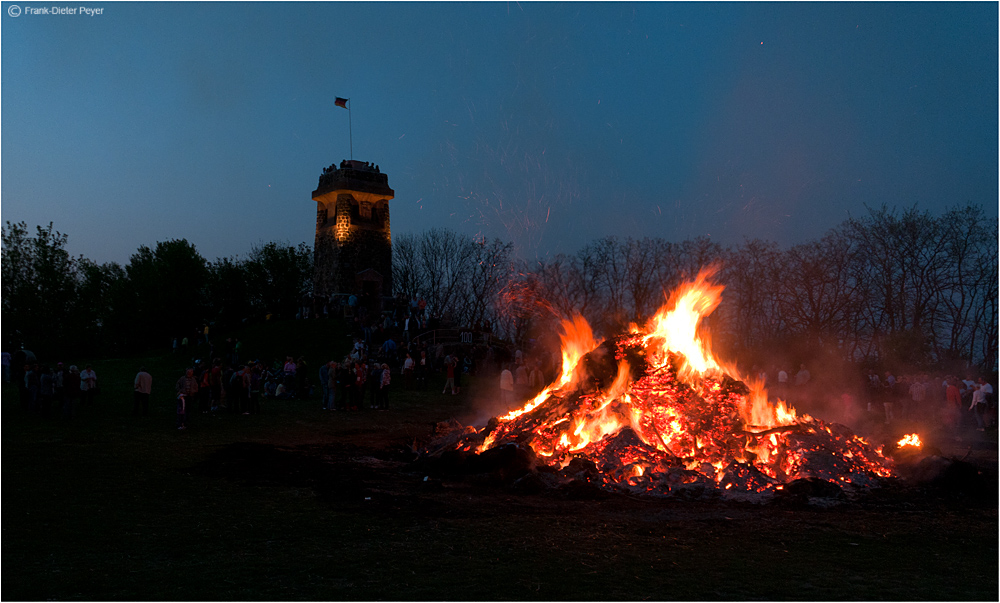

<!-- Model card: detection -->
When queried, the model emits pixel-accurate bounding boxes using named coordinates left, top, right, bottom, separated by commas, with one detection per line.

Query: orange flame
left=897, top=433, right=922, bottom=448
left=498, top=314, right=598, bottom=422
left=473, top=269, right=894, bottom=493
left=643, top=268, right=726, bottom=381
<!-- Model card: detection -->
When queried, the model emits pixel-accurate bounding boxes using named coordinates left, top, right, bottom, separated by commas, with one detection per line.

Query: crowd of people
left=170, top=356, right=321, bottom=429
left=9, top=298, right=996, bottom=438
left=750, top=362, right=997, bottom=431
left=11, top=361, right=98, bottom=417
left=861, top=370, right=996, bottom=430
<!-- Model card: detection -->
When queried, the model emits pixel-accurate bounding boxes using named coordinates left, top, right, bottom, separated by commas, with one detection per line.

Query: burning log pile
left=422, top=271, right=900, bottom=501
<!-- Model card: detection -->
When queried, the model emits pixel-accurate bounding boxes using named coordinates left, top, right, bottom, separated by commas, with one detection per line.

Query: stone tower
left=312, top=159, right=393, bottom=309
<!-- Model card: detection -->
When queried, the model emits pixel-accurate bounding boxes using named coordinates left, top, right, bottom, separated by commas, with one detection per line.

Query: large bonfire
left=438, top=270, right=896, bottom=498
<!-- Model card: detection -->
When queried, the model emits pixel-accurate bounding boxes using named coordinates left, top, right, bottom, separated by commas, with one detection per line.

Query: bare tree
left=392, top=233, right=422, bottom=302
left=418, top=228, right=475, bottom=322
left=586, top=236, right=629, bottom=333
left=936, top=206, right=996, bottom=367
left=721, top=238, right=786, bottom=355
left=462, top=236, right=515, bottom=328
left=779, top=232, right=866, bottom=352
left=845, top=204, right=996, bottom=368
left=390, top=205, right=996, bottom=371
left=622, top=237, right=661, bottom=324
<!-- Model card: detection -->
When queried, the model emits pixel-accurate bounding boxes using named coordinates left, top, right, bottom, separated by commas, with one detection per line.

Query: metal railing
left=411, top=329, right=506, bottom=349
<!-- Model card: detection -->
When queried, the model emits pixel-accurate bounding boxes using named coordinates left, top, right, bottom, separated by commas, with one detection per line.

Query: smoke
left=455, top=313, right=569, bottom=428
left=759, top=349, right=972, bottom=453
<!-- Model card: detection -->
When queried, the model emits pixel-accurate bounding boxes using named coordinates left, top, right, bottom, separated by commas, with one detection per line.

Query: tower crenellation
left=312, top=159, right=393, bottom=309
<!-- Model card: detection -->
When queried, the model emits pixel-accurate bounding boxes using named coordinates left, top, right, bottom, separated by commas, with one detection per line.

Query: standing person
left=402, top=353, right=415, bottom=390
left=452, top=353, right=462, bottom=394
left=381, top=338, right=397, bottom=365
left=978, top=377, right=995, bottom=429
left=134, top=366, right=152, bottom=416
left=175, top=368, right=200, bottom=423
left=866, top=371, right=881, bottom=412
left=882, top=372, right=896, bottom=424
left=240, top=365, right=252, bottom=413
left=231, top=366, right=248, bottom=415
left=338, top=359, right=352, bottom=410
left=960, top=375, right=976, bottom=411
left=63, top=365, right=81, bottom=418
left=945, top=377, right=963, bottom=428
left=528, top=362, right=545, bottom=396
left=794, top=364, right=811, bottom=387
left=176, top=393, right=188, bottom=430
left=295, top=357, right=309, bottom=400
left=753, top=365, right=767, bottom=386
left=368, top=362, right=381, bottom=409
left=24, top=364, right=39, bottom=411
left=282, top=356, right=297, bottom=397
left=352, top=361, right=366, bottom=411
left=500, top=364, right=515, bottom=406
left=969, top=384, right=987, bottom=431
left=326, top=361, right=338, bottom=411
left=80, top=365, right=98, bottom=406
left=442, top=354, right=457, bottom=395
left=319, top=360, right=331, bottom=410
left=403, top=315, right=413, bottom=344
left=221, top=365, right=235, bottom=410
left=53, top=363, right=66, bottom=410
left=484, top=346, right=496, bottom=376
left=776, top=367, right=789, bottom=399
left=38, top=365, right=54, bottom=416
left=377, top=363, right=391, bottom=410
left=514, top=363, right=528, bottom=399
left=247, top=363, right=262, bottom=415
left=198, top=363, right=212, bottom=414
left=908, top=376, right=927, bottom=421
left=434, top=343, right=446, bottom=374
left=14, top=358, right=28, bottom=408
left=416, top=350, right=428, bottom=390
left=210, top=360, right=223, bottom=412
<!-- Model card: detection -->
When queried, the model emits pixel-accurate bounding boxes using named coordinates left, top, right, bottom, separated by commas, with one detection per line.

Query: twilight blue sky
left=2, top=2, right=997, bottom=264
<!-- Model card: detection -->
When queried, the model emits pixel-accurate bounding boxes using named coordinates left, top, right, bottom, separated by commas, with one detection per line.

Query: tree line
left=516, top=204, right=997, bottom=373
left=392, top=204, right=996, bottom=373
left=1, top=222, right=311, bottom=358
left=3, top=203, right=996, bottom=372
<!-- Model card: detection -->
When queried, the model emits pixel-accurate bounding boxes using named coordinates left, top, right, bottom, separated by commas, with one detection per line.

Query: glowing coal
left=434, top=269, right=898, bottom=498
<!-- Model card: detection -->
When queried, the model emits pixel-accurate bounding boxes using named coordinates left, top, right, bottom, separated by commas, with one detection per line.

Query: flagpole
left=335, top=96, right=352, bottom=160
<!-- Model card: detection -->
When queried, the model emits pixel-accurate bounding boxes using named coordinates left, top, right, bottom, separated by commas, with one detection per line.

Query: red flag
left=335, top=97, right=348, bottom=109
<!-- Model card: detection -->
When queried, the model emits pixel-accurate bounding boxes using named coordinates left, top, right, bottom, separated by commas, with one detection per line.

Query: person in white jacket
left=969, top=384, right=987, bottom=431
left=500, top=364, right=514, bottom=406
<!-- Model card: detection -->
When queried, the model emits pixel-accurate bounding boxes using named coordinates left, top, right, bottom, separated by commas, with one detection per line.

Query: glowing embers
left=462, top=270, right=897, bottom=498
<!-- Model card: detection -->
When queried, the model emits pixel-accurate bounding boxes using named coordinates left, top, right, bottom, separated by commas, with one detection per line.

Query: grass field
left=3, top=320, right=998, bottom=600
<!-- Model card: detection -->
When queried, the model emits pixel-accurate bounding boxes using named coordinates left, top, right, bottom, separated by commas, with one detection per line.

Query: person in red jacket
left=443, top=354, right=457, bottom=395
